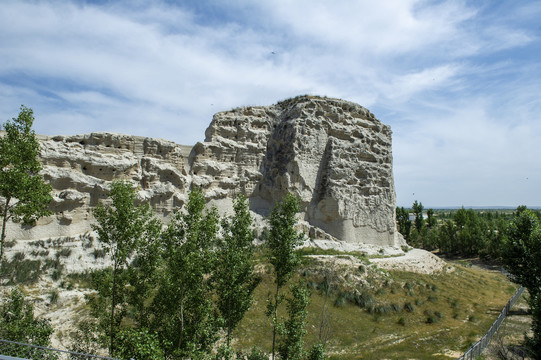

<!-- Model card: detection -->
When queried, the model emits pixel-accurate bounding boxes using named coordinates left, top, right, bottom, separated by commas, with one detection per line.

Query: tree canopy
left=0, top=106, right=52, bottom=261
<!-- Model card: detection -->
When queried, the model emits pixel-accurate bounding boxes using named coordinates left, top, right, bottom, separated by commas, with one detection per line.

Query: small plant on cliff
left=0, top=106, right=52, bottom=263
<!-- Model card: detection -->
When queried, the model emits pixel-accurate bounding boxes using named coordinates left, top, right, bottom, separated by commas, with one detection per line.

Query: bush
left=92, top=249, right=106, bottom=259
left=307, top=342, right=327, bottom=360
left=405, top=282, right=414, bottom=290
left=48, top=290, right=59, bottom=304
left=355, top=292, right=375, bottom=309
left=334, top=294, right=347, bottom=308
left=243, top=347, right=268, bottom=360
left=56, top=248, right=72, bottom=258
left=13, top=252, right=25, bottom=261
left=398, top=317, right=406, bottom=326
left=0, top=259, right=42, bottom=284
left=404, top=302, right=415, bottom=312
left=114, top=328, right=163, bottom=360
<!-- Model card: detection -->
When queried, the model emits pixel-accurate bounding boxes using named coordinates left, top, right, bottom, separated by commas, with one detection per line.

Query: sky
left=1, top=0, right=540, bottom=208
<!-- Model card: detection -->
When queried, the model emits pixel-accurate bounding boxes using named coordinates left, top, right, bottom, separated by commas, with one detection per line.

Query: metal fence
left=457, top=286, right=525, bottom=360
left=0, top=339, right=119, bottom=360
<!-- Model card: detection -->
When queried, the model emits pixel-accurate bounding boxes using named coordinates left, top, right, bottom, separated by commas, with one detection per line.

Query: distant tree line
left=395, top=202, right=533, bottom=259
left=397, top=202, right=541, bottom=357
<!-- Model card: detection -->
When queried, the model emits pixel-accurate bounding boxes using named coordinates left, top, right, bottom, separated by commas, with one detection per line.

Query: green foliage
left=243, top=347, right=268, bottom=360
left=152, top=187, right=220, bottom=358
left=0, top=105, right=52, bottom=262
left=214, top=195, right=261, bottom=346
left=268, top=193, right=304, bottom=288
left=266, top=193, right=305, bottom=359
left=0, top=258, right=42, bottom=284
left=395, top=206, right=411, bottom=240
left=412, top=201, right=424, bottom=232
left=91, top=179, right=162, bottom=355
left=0, top=288, right=54, bottom=346
left=114, top=328, right=164, bottom=360
left=278, top=281, right=310, bottom=360
left=307, top=342, right=327, bottom=360
left=502, top=208, right=541, bottom=355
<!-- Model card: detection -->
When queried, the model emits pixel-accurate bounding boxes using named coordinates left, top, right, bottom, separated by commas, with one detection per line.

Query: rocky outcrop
left=192, top=96, right=400, bottom=245
left=7, top=96, right=403, bottom=247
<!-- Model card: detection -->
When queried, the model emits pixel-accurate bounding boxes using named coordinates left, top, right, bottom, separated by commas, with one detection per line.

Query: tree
left=412, top=201, right=424, bottom=232
left=0, top=106, right=52, bottom=262
left=152, top=187, right=220, bottom=358
left=395, top=207, right=411, bottom=241
left=426, top=208, right=436, bottom=228
left=91, top=180, right=162, bottom=356
left=0, top=288, right=55, bottom=359
left=502, top=208, right=541, bottom=355
left=278, top=281, right=310, bottom=360
left=213, top=194, right=260, bottom=346
left=266, top=193, right=304, bottom=360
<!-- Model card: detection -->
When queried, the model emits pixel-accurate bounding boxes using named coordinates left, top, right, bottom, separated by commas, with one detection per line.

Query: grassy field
left=232, top=254, right=519, bottom=359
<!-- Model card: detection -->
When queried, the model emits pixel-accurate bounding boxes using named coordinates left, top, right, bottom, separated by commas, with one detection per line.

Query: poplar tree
left=266, top=193, right=304, bottom=360
left=0, top=106, right=52, bottom=262
left=152, top=188, right=220, bottom=358
left=214, top=194, right=260, bottom=346
left=92, top=180, right=161, bottom=356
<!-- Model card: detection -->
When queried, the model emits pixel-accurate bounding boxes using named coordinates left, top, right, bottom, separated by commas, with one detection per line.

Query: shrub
left=92, top=249, right=106, bottom=259
left=307, top=342, right=326, bottom=360
left=51, top=268, right=63, bottom=281
left=405, top=282, right=414, bottom=290
left=13, top=252, right=25, bottom=261
left=243, top=347, right=268, bottom=360
left=57, top=248, right=72, bottom=258
left=48, top=290, right=59, bottom=304
left=355, top=292, right=375, bottom=309
left=4, top=239, right=16, bottom=248
left=30, top=249, right=49, bottom=257
left=398, top=317, right=406, bottom=326
left=334, top=292, right=349, bottom=307
left=0, top=259, right=42, bottom=284
left=428, top=296, right=438, bottom=303
left=404, top=302, right=415, bottom=312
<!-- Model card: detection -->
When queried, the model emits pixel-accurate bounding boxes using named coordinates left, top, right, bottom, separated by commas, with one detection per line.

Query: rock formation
left=6, top=96, right=403, bottom=247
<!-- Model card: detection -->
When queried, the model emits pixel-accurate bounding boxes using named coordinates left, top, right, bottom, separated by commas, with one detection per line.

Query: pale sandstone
left=6, top=96, right=404, bottom=248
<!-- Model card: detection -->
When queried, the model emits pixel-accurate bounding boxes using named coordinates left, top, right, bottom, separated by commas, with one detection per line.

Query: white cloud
left=1, top=0, right=540, bottom=206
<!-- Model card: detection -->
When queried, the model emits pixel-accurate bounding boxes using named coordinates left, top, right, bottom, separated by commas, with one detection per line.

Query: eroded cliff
left=7, top=96, right=403, bottom=247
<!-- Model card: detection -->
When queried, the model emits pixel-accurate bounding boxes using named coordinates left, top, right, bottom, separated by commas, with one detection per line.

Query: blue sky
left=1, top=0, right=540, bottom=207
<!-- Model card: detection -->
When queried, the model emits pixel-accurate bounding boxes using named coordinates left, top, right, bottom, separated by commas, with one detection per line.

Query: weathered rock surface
left=7, top=96, right=403, bottom=247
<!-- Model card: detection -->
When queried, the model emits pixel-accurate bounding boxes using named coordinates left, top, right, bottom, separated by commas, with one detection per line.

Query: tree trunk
left=272, top=283, right=280, bottom=360
left=179, top=300, right=184, bottom=350
left=1, top=198, right=11, bottom=263
left=109, top=257, right=118, bottom=356
left=226, top=297, right=232, bottom=347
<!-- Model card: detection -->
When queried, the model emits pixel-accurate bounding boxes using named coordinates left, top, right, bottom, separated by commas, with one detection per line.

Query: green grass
left=232, top=256, right=519, bottom=359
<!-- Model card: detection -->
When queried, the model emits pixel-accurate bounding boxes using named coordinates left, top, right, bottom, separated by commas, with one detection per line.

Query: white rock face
left=6, top=96, right=404, bottom=247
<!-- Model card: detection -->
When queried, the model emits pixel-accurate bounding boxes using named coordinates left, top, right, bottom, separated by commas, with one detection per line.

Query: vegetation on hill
left=397, top=201, right=541, bottom=357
